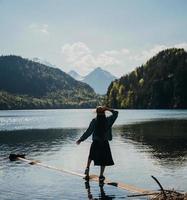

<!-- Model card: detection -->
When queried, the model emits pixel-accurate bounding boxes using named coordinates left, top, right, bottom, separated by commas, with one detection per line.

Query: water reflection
left=85, top=181, right=116, bottom=200
left=1, top=119, right=187, bottom=198
left=0, top=128, right=81, bottom=158
left=117, top=120, right=187, bottom=167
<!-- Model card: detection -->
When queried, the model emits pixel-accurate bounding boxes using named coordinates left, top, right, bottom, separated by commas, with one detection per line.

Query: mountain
left=68, top=70, right=83, bottom=81
left=32, top=57, right=57, bottom=68
left=0, top=55, right=101, bottom=109
left=82, top=67, right=117, bottom=94
left=68, top=67, right=116, bottom=94
left=106, top=48, right=187, bottom=109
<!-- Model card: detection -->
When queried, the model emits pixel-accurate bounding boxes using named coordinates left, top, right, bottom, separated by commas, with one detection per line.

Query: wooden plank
left=17, top=157, right=84, bottom=177
left=15, top=156, right=158, bottom=196
left=88, top=174, right=155, bottom=195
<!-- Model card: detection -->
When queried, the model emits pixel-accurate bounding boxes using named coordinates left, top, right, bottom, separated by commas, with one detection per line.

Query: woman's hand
left=102, top=106, right=109, bottom=112
left=76, top=140, right=81, bottom=145
left=102, top=106, right=112, bottom=112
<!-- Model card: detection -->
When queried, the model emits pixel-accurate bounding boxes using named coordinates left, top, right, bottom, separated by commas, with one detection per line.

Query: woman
left=76, top=106, right=118, bottom=183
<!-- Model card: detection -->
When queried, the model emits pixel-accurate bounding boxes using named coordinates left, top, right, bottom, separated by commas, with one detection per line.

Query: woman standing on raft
left=76, top=106, right=118, bottom=183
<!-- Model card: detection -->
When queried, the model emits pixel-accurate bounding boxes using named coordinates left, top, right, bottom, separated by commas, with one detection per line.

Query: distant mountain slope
left=82, top=67, right=117, bottom=94
left=68, top=70, right=83, bottom=81
left=106, top=48, right=187, bottom=109
left=32, top=57, right=57, bottom=68
left=0, top=55, right=100, bottom=109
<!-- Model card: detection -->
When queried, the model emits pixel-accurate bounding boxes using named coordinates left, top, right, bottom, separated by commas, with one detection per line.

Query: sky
left=0, top=0, right=187, bottom=77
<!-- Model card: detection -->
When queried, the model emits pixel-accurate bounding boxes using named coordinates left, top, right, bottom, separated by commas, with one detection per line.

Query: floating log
left=9, top=154, right=158, bottom=196
left=10, top=154, right=187, bottom=199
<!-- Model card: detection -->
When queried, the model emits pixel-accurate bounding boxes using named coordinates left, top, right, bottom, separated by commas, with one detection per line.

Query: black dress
left=80, top=113, right=118, bottom=166
left=89, top=140, right=114, bottom=166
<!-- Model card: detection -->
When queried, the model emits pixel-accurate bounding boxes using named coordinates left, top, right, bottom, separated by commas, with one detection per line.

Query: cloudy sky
left=0, top=0, right=187, bottom=77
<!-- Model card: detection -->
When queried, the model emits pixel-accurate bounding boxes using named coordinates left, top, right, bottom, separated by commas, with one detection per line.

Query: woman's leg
left=99, top=166, right=106, bottom=185
left=86, top=158, right=92, bottom=169
left=85, top=158, right=92, bottom=178
left=100, top=166, right=105, bottom=177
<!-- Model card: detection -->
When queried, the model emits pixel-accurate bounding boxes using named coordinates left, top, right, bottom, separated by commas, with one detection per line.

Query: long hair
left=95, top=114, right=108, bottom=140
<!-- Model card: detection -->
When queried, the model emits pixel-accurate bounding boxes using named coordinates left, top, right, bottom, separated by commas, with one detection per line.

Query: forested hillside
left=106, top=48, right=187, bottom=109
left=0, top=55, right=100, bottom=109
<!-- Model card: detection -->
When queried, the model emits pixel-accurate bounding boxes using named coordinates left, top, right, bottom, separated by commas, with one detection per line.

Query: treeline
left=0, top=91, right=99, bottom=109
left=0, top=55, right=101, bottom=109
left=106, top=48, right=187, bottom=109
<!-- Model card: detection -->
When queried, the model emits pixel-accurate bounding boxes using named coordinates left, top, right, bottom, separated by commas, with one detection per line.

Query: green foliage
left=106, top=48, right=187, bottom=109
left=139, top=78, right=144, bottom=87
left=0, top=55, right=102, bottom=109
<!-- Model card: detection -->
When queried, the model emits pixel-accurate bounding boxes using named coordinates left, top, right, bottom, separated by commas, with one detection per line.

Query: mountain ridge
left=68, top=70, right=83, bottom=81
left=0, top=55, right=101, bottom=109
left=106, top=48, right=187, bottom=109
left=69, top=67, right=117, bottom=94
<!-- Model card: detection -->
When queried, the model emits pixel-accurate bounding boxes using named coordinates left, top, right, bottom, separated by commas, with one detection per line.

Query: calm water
left=0, top=109, right=187, bottom=200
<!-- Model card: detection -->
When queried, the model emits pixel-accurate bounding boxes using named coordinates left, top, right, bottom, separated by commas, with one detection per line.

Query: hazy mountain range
left=68, top=67, right=117, bottom=94
left=68, top=70, right=84, bottom=81
left=0, top=55, right=101, bottom=109
left=32, top=58, right=116, bottom=95
left=0, top=48, right=186, bottom=110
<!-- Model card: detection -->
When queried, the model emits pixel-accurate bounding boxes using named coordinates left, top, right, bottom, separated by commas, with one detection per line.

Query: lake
left=0, top=109, right=187, bottom=200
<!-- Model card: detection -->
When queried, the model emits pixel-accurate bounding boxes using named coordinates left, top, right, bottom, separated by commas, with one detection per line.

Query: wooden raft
left=9, top=154, right=158, bottom=196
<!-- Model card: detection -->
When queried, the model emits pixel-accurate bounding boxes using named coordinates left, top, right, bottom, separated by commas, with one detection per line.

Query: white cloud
left=28, top=23, right=49, bottom=35
left=61, top=42, right=91, bottom=63
left=132, top=43, right=187, bottom=63
left=61, top=42, right=129, bottom=75
left=121, top=48, right=130, bottom=55
left=132, top=45, right=167, bottom=62
left=97, top=53, right=120, bottom=66
left=174, top=43, right=187, bottom=50
left=60, top=42, right=187, bottom=77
